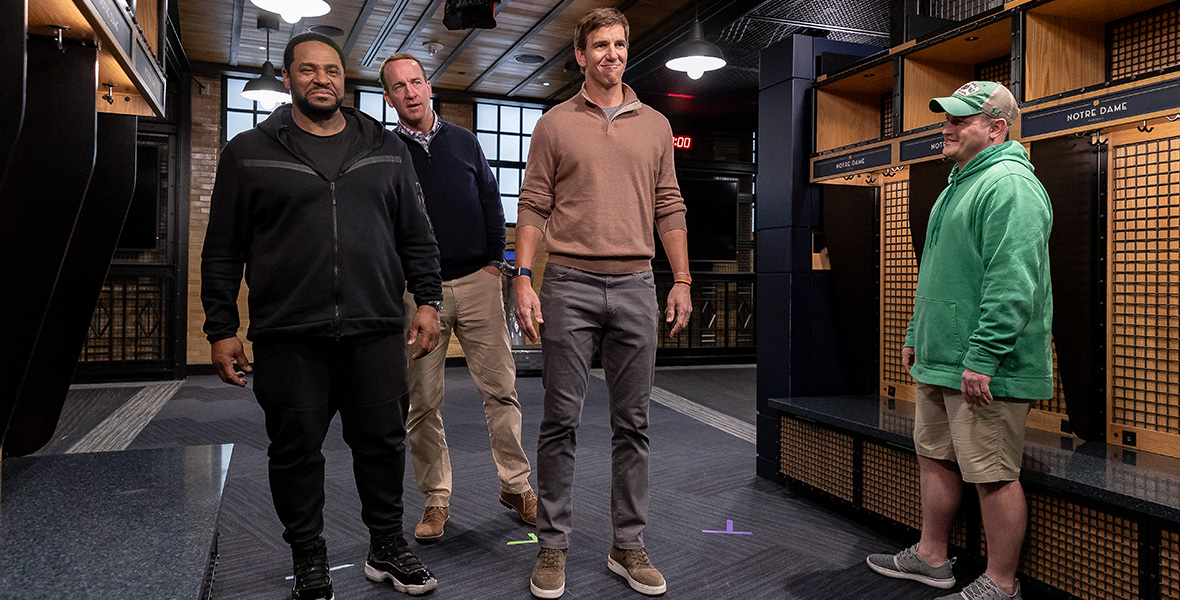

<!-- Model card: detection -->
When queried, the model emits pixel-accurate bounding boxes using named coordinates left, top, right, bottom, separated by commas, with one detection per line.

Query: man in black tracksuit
left=201, top=33, right=443, bottom=599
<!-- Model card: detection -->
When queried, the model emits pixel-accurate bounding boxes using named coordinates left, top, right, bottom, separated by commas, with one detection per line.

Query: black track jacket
left=201, top=105, right=442, bottom=343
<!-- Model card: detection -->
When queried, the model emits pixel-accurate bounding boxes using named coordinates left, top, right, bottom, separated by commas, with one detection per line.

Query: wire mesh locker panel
left=779, top=416, right=855, bottom=502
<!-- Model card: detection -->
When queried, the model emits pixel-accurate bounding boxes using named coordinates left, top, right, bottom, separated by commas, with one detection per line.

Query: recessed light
left=965, top=36, right=979, bottom=41
left=542, top=82, right=550, bottom=86
left=864, top=73, right=875, bottom=77
left=514, top=54, right=545, bottom=64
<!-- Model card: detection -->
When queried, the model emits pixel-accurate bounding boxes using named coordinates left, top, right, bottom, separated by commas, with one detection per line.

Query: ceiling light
left=308, top=24, right=344, bottom=36
left=250, top=0, right=330, bottom=24
left=423, top=40, right=444, bottom=56
left=242, top=15, right=290, bottom=109
left=665, top=18, right=726, bottom=80
left=514, top=54, right=545, bottom=64
left=542, top=82, right=550, bottom=86
left=965, top=36, right=979, bottom=41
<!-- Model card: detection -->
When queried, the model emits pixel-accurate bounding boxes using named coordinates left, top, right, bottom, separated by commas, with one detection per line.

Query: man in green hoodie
left=865, top=81, right=1052, bottom=600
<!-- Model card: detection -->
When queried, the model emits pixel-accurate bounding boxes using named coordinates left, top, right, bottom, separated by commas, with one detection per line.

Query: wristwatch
left=422, top=300, right=443, bottom=311
left=513, top=267, right=533, bottom=278
left=488, top=260, right=511, bottom=276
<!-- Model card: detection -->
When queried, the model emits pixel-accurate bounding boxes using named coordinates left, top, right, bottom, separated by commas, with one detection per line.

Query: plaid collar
left=396, top=111, right=443, bottom=151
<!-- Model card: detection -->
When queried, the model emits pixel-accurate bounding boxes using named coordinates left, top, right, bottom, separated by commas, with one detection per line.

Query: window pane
left=498, top=168, right=520, bottom=195
left=358, top=91, right=386, bottom=122
left=225, top=77, right=251, bottom=110
left=521, top=136, right=532, bottom=161
left=500, top=106, right=521, bottom=133
left=501, top=195, right=518, bottom=225
left=225, top=111, right=255, bottom=142
left=478, top=132, right=498, bottom=160
left=476, top=103, right=498, bottom=131
left=499, top=134, right=520, bottom=162
left=522, top=108, right=542, bottom=134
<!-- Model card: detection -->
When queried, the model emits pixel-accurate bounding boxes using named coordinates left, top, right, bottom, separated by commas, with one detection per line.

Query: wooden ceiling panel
left=176, top=0, right=739, bottom=99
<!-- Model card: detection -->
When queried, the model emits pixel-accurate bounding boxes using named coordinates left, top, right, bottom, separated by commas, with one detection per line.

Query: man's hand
left=211, top=337, right=251, bottom=387
left=482, top=265, right=502, bottom=277
left=407, top=305, right=441, bottom=359
left=962, top=368, right=993, bottom=406
left=901, top=347, right=916, bottom=372
left=665, top=282, right=692, bottom=336
left=513, top=276, right=543, bottom=343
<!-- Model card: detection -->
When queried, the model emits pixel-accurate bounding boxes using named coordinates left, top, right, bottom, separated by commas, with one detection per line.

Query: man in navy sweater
left=380, top=52, right=536, bottom=542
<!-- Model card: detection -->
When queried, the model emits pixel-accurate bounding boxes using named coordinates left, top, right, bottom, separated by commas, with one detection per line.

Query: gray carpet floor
left=55, top=366, right=985, bottom=599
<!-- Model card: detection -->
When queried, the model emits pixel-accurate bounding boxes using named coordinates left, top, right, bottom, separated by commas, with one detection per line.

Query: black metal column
left=0, top=0, right=25, bottom=186
left=5, top=114, right=139, bottom=456
left=0, top=37, right=99, bottom=454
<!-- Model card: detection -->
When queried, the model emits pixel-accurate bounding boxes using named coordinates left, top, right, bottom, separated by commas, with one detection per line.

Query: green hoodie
left=904, top=140, right=1054, bottom=400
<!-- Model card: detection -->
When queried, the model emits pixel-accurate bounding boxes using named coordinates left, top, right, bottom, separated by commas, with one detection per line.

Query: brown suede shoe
left=499, top=489, right=537, bottom=526
left=413, top=506, right=448, bottom=542
left=530, top=547, right=566, bottom=598
left=607, top=547, right=666, bottom=596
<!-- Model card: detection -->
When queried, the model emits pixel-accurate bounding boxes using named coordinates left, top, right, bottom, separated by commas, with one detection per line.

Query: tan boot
left=530, top=547, right=566, bottom=598
left=499, top=489, right=537, bottom=526
left=413, top=506, right=448, bottom=542
left=607, top=546, right=666, bottom=596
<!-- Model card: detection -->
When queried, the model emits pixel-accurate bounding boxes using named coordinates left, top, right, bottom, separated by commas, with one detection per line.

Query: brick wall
left=186, top=75, right=252, bottom=368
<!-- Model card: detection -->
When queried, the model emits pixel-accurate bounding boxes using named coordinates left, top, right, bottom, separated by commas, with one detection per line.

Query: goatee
left=292, top=91, right=342, bottom=122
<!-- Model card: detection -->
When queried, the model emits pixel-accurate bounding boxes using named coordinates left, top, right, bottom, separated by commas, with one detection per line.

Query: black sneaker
left=365, top=535, right=438, bottom=595
left=291, top=542, right=334, bottom=600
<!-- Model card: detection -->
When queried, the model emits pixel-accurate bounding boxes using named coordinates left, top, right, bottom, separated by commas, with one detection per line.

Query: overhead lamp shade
left=250, top=0, right=331, bottom=24
left=242, top=61, right=290, bottom=109
left=665, top=20, right=726, bottom=80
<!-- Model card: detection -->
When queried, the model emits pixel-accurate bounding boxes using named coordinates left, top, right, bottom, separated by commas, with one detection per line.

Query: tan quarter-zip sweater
left=517, top=83, right=687, bottom=275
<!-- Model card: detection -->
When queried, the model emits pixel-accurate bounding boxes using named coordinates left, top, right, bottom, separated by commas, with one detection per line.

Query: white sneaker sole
left=530, top=579, right=565, bottom=598
left=865, top=556, right=955, bottom=589
left=607, top=557, right=667, bottom=596
left=364, top=563, right=438, bottom=595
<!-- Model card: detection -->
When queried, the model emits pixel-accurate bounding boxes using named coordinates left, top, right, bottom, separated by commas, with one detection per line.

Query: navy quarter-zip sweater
left=397, top=120, right=506, bottom=281
left=201, top=105, right=442, bottom=342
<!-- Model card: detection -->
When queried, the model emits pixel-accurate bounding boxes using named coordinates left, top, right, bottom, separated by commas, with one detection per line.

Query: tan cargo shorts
left=913, top=382, right=1033, bottom=483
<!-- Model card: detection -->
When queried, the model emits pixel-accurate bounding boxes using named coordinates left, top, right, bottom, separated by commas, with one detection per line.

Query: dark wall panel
left=823, top=184, right=880, bottom=394
left=0, top=38, right=97, bottom=454
left=0, top=0, right=26, bottom=184
left=1031, top=135, right=1105, bottom=441
left=907, top=158, right=953, bottom=264
left=5, top=114, right=138, bottom=457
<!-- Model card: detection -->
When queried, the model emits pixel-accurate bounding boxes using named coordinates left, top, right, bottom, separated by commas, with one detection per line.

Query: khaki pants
left=403, top=268, right=531, bottom=507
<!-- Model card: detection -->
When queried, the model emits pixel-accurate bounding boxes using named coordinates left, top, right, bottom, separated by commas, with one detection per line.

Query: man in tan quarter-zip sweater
left=512, top=8, right=692, bottom=599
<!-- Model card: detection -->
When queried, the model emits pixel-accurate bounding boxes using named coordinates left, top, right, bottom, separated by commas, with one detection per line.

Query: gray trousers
left=535, top=263, right=659, bottom=550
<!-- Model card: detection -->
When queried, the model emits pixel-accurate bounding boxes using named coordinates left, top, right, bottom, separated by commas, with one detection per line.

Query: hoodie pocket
left=913, top=296, right=964, bottom=370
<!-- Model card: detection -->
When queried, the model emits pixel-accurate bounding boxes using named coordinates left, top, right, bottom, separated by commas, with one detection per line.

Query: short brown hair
left=574, top=8, right=629, bottom=51
left=379, top=52, right=428, bottom=91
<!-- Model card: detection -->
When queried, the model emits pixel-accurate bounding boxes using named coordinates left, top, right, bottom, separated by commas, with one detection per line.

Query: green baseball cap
left=929, top=81, right=1019, bottom=123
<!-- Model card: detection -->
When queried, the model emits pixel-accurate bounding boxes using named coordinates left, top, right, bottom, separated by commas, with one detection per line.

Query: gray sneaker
left=865, top=544, right=955, bottom=589
left=935, top=574, right=1021, bottom=599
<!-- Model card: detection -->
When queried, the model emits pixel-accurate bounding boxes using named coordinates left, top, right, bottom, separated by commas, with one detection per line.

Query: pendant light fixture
left=241, top=15, right=290, bottom=109
left=250, top=0, right=331, bottom=24
left=665, top=14, right=726, bottom=80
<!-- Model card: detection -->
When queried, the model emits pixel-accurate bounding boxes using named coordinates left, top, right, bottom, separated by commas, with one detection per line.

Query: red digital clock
left=672, top=135, right=693, bottom=150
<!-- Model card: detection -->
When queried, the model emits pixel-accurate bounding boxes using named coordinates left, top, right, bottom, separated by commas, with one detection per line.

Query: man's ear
left=992, top=118, right=1008, bottom=141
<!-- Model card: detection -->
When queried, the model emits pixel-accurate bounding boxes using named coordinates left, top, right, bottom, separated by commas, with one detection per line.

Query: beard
left=292, top=86, right=343, bottom=122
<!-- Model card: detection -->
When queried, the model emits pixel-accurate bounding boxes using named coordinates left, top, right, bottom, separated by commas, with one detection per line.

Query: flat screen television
left=656, top=177, right=739, bottom=263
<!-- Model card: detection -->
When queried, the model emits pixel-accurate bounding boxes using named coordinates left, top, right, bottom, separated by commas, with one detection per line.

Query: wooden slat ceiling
left=179, top=0, right=707, bottom=99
